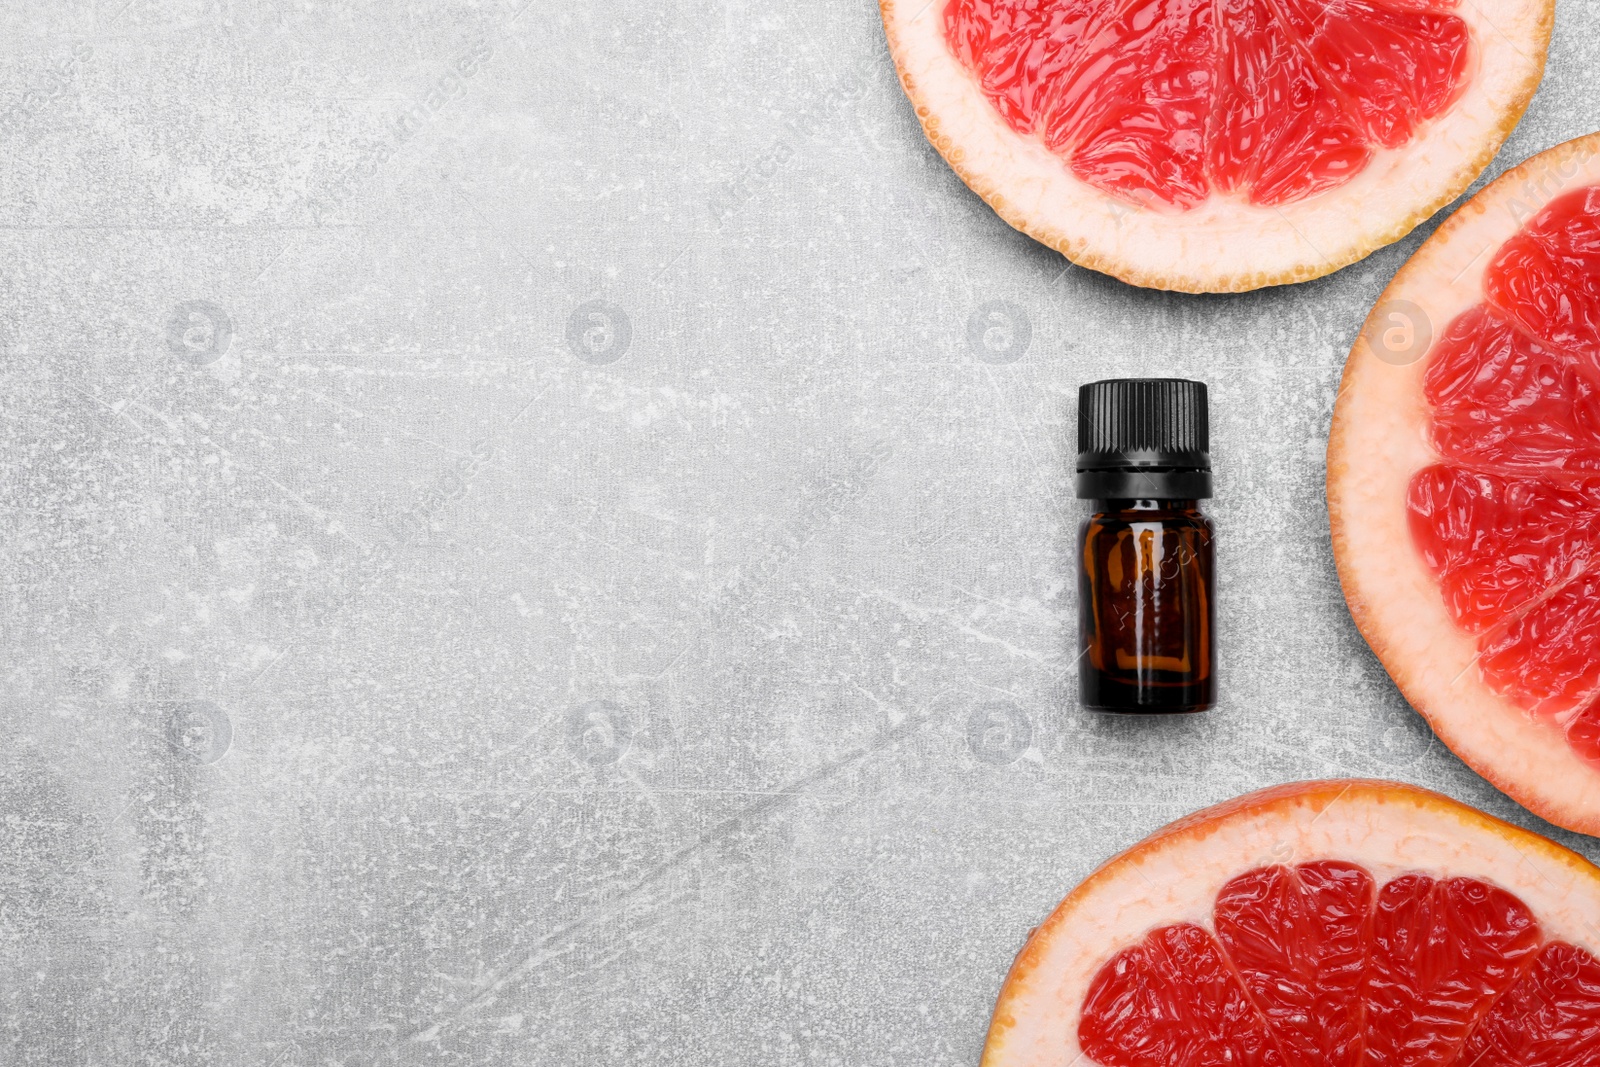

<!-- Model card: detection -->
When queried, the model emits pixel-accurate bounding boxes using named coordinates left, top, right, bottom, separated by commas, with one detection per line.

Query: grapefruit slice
left=1329, top=132, right=1600, bottom=835
left=880, top=0, right=1552, bottom=292
left=982, top=780, right=1600, bottom=1067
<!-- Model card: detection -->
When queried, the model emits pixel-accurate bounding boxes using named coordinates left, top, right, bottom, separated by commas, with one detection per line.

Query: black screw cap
left=1076, top=378, right=1213, bottom=500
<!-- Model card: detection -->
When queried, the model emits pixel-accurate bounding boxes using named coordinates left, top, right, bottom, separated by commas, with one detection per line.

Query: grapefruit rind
left=1328, top=132, right=1600, bottom=837
left=880, top=0, right=1553, bottom=293
left=980, top=779, right=1600, bottom=1067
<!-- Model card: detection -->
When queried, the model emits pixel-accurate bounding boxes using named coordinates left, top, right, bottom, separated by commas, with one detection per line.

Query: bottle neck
left=1093, top=498, right=1202, bottom=515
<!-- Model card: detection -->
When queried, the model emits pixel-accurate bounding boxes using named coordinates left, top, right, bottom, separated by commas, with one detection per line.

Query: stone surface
left=2, top=2, right=1598, bottom=1065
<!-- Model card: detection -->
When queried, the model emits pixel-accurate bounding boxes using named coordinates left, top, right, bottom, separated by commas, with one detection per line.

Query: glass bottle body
left=1078, top=499, right=1215, bottom=713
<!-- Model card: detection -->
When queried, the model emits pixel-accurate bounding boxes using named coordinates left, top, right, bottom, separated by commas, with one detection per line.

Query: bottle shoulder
left=1081, top=508, right=1214, bottom=534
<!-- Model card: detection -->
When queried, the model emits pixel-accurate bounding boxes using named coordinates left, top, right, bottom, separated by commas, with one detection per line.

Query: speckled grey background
left=2, top=2, right=1598, bottom=1064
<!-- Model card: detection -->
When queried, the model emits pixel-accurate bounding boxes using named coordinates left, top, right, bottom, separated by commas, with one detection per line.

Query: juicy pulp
left=942, top=0, right=1472, bottom=209
left=1407, top=186, right=1600, bottom=753
left=1079, top=860, right=1599, bottom=1067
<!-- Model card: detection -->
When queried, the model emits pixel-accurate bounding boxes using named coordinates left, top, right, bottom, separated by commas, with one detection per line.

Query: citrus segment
left=1213, top=861, right=1372, bottom=1067
left=1477, top=568, right=1600, bottom=717
left=1078, top=923, right=1284, bottom=1067
left=1406, top=467, right=1599, bottom=631
left=1209, top=0, right=1369, bottom=206
left=1272, top=0, right=1470, bottom=148
left=1459, top=942, right=1600, bottom=1067
left=1487, top=186, right=1600, bottom=359
left=1419, top=307, right=1600, bottom=473
left=1362, top=874, right=1542, bottom=1065
left=981, top=782, right=1600, bottom=1067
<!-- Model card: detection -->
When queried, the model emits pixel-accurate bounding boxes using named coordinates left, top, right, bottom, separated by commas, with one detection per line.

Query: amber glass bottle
left=1077, top=379, right=1215, bottom=713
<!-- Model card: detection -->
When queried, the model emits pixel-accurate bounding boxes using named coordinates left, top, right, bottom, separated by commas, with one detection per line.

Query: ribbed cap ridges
left=1077, top=378, right=1209, bottom=468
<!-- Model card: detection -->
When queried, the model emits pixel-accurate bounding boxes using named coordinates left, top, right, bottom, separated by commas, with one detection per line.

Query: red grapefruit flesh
left=1330, top=133, right=1600, bottom=834
left=981, top=781, right=1600, bottom=1067
left=881, top=0, right=1552, bottom=291
left=944, top=0, right=1470, bottom=209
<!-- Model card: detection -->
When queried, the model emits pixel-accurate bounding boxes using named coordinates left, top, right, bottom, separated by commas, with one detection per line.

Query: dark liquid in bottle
left=1079, top=499, right=1215, bottom=713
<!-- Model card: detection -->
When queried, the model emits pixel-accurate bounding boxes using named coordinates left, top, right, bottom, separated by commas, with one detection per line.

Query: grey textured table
left=4, top=3, right=1599, bottom=1065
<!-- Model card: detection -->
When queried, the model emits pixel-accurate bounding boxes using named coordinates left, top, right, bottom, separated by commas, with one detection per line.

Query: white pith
left=981, top=782, right=1600, bottom=1067
left=1328, top=134, right=1600, bottom=837
left=881, top=0, right=1553, bottom=292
